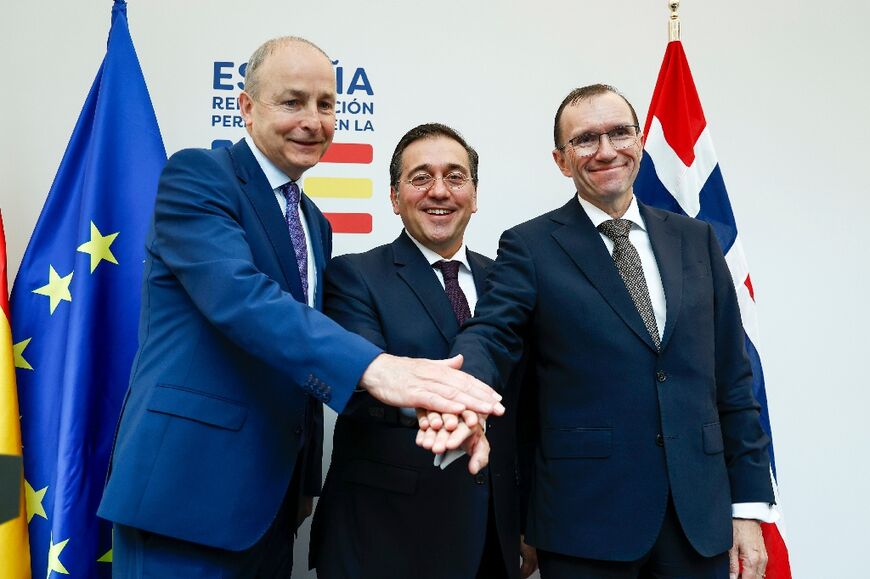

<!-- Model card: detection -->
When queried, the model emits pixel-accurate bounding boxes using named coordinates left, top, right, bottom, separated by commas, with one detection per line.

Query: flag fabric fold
left=1, top=211, right=31, bottom=578
left=9, top=1, right=166, bottom=576
left=635, top=40, right=792, bottom=578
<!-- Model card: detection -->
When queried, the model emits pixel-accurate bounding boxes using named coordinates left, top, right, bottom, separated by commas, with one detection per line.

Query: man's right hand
left=359, top=353, right=504, bottom=416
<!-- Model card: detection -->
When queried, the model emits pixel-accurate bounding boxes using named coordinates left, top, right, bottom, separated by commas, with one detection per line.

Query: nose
left=594, top=133, right=618, bottom=160
left=297, top=103, right=320, bottom=131
left=428, top=177, right=451, bottom=198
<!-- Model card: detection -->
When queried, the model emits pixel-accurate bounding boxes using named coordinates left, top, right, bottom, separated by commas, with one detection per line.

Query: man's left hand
left=519, top=535, right=538, bottom=578
left=729, top=519, right=767, bottom=579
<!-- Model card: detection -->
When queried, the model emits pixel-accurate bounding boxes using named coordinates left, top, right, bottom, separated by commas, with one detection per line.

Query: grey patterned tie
left=597, top=219, right=661, bottom=350
left=281, top=181, right=308, bottom=301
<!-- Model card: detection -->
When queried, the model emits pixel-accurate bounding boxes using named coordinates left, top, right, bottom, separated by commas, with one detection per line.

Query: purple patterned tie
left=432, top=260, right=472, bottom=325
left=281, top=181, right=308, bottom=301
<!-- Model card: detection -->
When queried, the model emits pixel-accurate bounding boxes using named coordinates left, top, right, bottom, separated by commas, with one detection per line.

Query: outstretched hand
left=360, top=353, right=504, bottom=416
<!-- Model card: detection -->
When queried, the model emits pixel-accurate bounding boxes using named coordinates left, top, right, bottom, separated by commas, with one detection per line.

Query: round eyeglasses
left=559, top=124, right=640, bottom=157
left=403, top=172, right=472, bottom=191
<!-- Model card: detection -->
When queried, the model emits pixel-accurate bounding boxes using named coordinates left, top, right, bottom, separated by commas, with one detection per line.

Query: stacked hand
left=359, top=353, right=501, bottom=474
left=416, top=409, right=489, bottom=474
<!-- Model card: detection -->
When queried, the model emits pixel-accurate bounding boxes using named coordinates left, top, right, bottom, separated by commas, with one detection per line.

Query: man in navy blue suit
left=445, top=85, right=775, bottom=579
left=97, top=37, right=503, bottom=578
left=309, top=124, right=538, bottom=579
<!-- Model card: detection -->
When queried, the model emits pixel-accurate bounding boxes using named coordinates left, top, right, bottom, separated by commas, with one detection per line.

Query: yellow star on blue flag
left=47, top=534, right=71, bottom=576
left=25, top=480, right=48, bottom=524
left=31, top=266, right=73, bottom=315
left=77, top=221, right=120, bottom=273
left=13, top=337, right=33, bottom=370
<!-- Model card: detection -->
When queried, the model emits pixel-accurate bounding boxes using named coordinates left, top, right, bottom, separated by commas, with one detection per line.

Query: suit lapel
left=550, top=197, right=658, bottom=351
left=467, top=249, right=491, bottom=296
left=228, top=139, right=306, bottom=303
left=392, top=233, right=457, bottom=342
left=639, top=203, right=682, bottom=350
left=301, top=194, right=327, bottom=310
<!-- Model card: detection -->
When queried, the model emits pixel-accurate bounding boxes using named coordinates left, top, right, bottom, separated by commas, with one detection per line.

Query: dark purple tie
left=281, top=181, right=308, bottom=301
left=432, top=260, right=472, bottom=325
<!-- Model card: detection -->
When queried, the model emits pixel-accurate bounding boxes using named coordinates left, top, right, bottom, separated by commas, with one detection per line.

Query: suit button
left=474, top=473, right=486, bottom=485
left=656, top=371, right=667, bottom=383
left=656, top=434, right=664, bottom=447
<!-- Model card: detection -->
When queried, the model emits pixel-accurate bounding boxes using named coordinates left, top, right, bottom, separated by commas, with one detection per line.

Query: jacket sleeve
left=152, top=148, right=382, bottom=412
left=451, top=226, right=538, bottom=391
left=707, top=223, right=774, bottom=504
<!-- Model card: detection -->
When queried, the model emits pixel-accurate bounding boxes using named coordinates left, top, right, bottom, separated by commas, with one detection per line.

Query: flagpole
left=669, top=0, right=681, bottom=41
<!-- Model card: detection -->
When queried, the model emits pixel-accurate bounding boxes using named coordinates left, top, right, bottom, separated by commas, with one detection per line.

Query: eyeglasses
left=403, top=172, right=472, bottom=191
left=559, top=125, right=640, bottom=157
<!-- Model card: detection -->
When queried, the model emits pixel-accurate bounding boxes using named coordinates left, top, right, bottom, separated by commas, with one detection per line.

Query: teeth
left=426, top=209, right=451, bottom=215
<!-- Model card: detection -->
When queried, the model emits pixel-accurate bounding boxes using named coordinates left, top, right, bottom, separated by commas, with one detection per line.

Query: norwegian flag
left=635, top=41, right=792, bottom=578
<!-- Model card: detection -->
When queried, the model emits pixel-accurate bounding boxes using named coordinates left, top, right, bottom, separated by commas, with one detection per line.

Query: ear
left=390, top=187, right=401, bottom=215
left=471, top=187, right=478, bottom=214
left=552, top=148, right=572, bottom=178
left=238, top=92, right=254, bottom=127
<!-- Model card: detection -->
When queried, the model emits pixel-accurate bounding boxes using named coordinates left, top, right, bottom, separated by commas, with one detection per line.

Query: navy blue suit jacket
left=451, top=197, right=774, bottom=561
left=310, top=233, right=532, bottom=579
left=98, top=140, right=381, bottom=551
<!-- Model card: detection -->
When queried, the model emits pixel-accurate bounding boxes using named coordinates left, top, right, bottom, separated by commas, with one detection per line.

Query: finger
left=427, top=410, right=443, bottom=430
left=741, top=548, right=765, bottom=579
left=441, top=412, right=459, bottom=431
left=729, top=546, right=739, bottom=579
left=416, top=408, right=430, bottom=430
left=421, top=426, right=438, bottom=450
left=415, top=428, right=425, bottom=447
left=432, top=426, right=451, bottom=455
left=468, top=433, right=490, bottom=474
left=435, top=354, right=464, bottom=369
left=460, top=409, right=479, bottom=428
left=445, top=423, right=472, bottom=450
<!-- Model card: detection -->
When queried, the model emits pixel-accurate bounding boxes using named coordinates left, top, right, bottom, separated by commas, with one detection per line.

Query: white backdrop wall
left=2, top=1, right=868, bottom=577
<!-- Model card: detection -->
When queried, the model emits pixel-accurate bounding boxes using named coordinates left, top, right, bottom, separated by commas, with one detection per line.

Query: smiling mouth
left=590, top=164, right=628, bottom=173
left=425, top=208, right=453, bottom=216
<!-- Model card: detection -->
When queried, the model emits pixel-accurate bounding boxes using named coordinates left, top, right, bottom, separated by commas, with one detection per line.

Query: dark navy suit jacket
left=452, top=197, right=774, bottom=561
left=98, top=140, right=381, bottom=551
left=310, top=232, right=532, bottom=579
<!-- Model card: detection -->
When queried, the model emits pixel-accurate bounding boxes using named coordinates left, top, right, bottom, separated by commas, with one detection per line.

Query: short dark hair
left=389, top=123, right=479, bottom=189
left=553, top=84, right=640, bottom=148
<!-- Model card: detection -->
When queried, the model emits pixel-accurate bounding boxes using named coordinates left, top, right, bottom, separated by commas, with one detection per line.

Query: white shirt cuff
left=732, top=502, right=780, bottom=523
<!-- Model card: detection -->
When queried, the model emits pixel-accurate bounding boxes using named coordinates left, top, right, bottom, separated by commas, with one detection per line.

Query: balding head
left=244, top=36, right=331, bottom=99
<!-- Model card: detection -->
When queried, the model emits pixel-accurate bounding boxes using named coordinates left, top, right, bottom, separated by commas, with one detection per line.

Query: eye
left=281, top=99, right=300, bottom=110
left=319, top=100, right=335, bottom=112
left=409, top=174, right=434, bottom=188
left=444, top=172, right=469, bottom=187
left=610, top=126, right=632, bottom=138
left=573, top=132, right=599, bottom=148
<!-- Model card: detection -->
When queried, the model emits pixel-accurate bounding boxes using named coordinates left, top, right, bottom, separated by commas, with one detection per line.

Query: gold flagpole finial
left=668, top=0, right=681, bottom=41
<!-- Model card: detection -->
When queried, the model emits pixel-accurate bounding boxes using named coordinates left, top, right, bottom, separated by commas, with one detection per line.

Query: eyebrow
left=273, top=89, right=335, bottom=101
left=406, top=162, right=470, bottom=175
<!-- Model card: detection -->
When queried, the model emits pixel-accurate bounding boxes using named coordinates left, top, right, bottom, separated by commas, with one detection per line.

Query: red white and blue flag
left=635, top=40, right=792, bottom=578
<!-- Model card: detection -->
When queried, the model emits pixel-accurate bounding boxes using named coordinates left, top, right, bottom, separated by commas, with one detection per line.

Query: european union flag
left=9, top=1, right=165, bottom=576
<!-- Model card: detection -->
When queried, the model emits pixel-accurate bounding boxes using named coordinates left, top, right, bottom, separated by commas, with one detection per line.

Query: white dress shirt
left=245, top=135, right=317, bottom=307
left=404, top=230, right=479, bottom=309
left=577, top=194, right=777, bottom=523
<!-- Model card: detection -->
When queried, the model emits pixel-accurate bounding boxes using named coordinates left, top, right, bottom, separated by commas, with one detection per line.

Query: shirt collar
left=245, top=135, right=296, bottom=191
left=404, top=230, right=471, bottom=271
left=576, top=193, right=646, bottom=232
